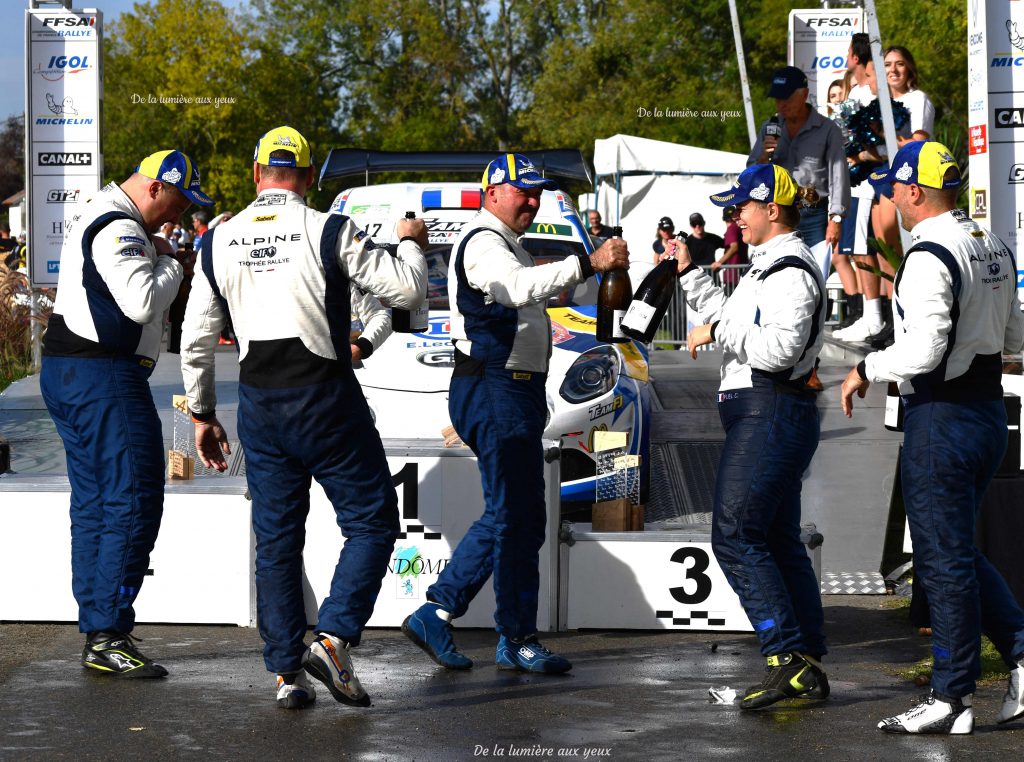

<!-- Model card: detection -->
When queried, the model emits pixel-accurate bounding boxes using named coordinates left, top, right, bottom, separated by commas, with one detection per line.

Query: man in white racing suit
left=401, top=152, right=629, bottom=674
left=841, top=142, right=1024, bottom=735
left=41, top=149, right=213, bottom=678
left=180, top=126, right=427, bottom=710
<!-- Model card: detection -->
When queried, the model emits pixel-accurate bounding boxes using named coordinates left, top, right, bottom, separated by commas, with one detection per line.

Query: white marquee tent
left=583, top=134, right=748, bottom=280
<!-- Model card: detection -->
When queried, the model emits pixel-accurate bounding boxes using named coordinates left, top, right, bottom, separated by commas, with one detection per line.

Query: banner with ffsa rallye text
left=26, top=8, right=103, bottom=287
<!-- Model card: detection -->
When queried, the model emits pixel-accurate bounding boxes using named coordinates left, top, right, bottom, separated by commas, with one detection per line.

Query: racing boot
left=740, top=651, right=818, bottom=710
left=877, top=691, right=973, bottom=734
left=796, top=654, right=830, bottom=700
left=81, top=631, right=168, bottom=678
left=402, top=602, right=473, bottom=670
left=997, top=659, right=1024, bottom=724
left=496, top=635, right=572, bottom=674
left=276, top=671, right=316, bottom=710
left=302, top=633, right=371, bottom=707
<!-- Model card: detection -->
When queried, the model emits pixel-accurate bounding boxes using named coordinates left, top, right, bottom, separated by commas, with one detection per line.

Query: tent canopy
left=593, top=134, right=748, bottom=177
left=587, top=135, right=748, bottom=280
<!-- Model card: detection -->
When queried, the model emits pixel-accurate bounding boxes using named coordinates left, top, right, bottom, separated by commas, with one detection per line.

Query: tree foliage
left=103, top=0, right=338, bottom=213
left=0, top=115, right=25, bottom=205
left=98, top=0, right=968, bottom=204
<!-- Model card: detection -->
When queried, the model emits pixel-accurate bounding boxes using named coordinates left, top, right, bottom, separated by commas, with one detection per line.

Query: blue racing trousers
left=40, top=355, right=165, bottom=635
left=902, top=397, right=1024, bottom=698
left=427, top=369, right=548, bottom=638
left=238, top=377, right=399, bottom=674
left=711, top=374, right=826, bottom=657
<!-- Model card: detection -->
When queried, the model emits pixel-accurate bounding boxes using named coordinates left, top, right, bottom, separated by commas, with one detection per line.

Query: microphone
left=765, top=115, right=782, bottom=162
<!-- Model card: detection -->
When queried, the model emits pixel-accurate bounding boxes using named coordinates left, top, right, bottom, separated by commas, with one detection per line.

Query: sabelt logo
left=995, top=108, right=1024, bottom=128
left=1010, top=165, right=1024, bottom=184
left=46, top=189, right=79, bottom=203
left=38, top=151, right=91, bottom=166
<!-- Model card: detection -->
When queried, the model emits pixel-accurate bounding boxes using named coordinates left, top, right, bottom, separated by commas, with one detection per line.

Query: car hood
left=355, top=307, right=648, bottom=392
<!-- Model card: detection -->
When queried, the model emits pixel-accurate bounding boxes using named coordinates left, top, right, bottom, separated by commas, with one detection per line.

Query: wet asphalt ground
left=4, top=344, right=1024, bottom=759
left=2, top=595, right=1023, bottom=761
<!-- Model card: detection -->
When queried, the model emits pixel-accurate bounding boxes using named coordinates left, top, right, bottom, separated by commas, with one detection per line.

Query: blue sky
left=4, top=0, right=249, bottom=122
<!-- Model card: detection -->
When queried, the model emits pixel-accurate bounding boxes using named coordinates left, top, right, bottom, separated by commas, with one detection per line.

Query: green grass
left=883, top=594, right=1010, bottom=686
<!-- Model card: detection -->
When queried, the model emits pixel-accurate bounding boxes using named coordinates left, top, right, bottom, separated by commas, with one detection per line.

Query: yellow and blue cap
left=709, top=164, right=798, bottom=207
left=136, top=150, right=213, bottom=207
left=482, top=153, right=558, bottom=191
left=253, top=126, right=313, bottom=168
left=868, top=140, right=961, bottom=190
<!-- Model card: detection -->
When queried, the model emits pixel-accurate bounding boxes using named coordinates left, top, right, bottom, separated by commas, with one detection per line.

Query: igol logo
left=34, top=55, right=92, bottom=81
left=413, top=315, right=450, bottom=339
left=416, top=349, right=454, bottom=368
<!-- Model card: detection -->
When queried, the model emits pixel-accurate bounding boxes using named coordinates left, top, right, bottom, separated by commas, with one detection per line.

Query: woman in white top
left=870, top=46, right=936, bottom=338
left=885, top=46, right=935, bottom=142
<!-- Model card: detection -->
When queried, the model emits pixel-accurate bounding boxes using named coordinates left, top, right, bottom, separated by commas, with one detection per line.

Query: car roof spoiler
left=317, top=149, right=593, bottom=190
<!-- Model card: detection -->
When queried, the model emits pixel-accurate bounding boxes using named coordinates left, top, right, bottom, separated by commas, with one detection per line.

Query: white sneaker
left=877, top=692, right=974, bottom=734
left=302, top=633, right=371, bottom=706
left=997, top=661, right=1024, bottom=724
left=276, top=671, right=315, bottom=709
left=833, top=316, right=882, bottom=342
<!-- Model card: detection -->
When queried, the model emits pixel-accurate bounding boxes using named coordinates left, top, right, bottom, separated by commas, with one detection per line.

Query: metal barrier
left=651, top=264, right=751, bottom=349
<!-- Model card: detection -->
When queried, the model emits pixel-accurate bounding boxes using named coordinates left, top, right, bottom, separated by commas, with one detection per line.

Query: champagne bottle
left=620, top=254, right=679, bottom=344
left=596, top=226, right=632, bottom=343
left=391, top=211, right=429, bottom=333
left=884, top=381, right=904, bottom=432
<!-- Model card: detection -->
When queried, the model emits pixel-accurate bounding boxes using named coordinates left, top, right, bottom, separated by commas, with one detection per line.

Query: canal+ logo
left=33, top=54, right=92, bottom=82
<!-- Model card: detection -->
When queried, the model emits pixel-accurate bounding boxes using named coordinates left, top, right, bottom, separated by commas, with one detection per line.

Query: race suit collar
left=254, top=188, right=307, bottom=206
left=477, top=207, right=525, bottom=243
left=749, top=231, right=802, bottom=261
left=103, top=182, right=146, bottom=228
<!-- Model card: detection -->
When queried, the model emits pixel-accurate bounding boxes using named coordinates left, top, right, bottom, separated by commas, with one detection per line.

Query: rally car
left=319, top=150, right=650, bottom=513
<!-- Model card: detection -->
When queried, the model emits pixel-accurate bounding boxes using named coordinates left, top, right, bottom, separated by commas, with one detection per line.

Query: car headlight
left=559, top=346, right=620, bottom=404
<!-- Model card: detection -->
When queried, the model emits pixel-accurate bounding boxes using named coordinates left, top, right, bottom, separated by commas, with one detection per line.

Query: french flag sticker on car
left=421, top=188, right=482, bottom=211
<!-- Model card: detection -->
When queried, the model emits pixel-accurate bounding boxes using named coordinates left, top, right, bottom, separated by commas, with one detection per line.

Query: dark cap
left=768, top=66, right=809, bottom=99
left=722, top=205, right=737, bottom=221
left=658, top=216, right=674, bottom=231
left=689, top=212, right=705, bottom=227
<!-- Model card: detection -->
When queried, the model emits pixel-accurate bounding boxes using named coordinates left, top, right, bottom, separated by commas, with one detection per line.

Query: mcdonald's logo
left=528, top=222, right=572, bottom=236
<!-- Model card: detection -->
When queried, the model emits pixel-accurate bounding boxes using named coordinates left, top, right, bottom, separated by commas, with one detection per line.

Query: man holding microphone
left=748, top=65, right=850, bottom=256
